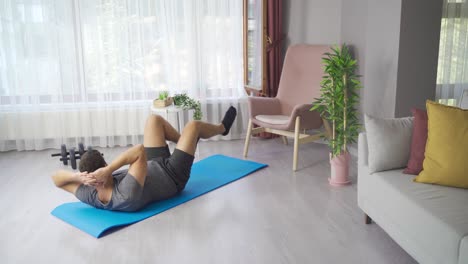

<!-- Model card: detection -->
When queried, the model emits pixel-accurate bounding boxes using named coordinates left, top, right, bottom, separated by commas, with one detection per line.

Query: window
left=0, top=0, right=244, bottom=106
left=436, top=0, right=468, bottom=105
left=243, top=0, right=265, bottom=95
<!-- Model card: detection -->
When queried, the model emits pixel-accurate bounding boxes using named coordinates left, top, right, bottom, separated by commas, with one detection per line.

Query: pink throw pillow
left=403, top=108, right=428, bottom=175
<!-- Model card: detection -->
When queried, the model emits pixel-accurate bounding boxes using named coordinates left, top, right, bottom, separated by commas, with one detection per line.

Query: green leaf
left=311, top=44, right=362, bottom=155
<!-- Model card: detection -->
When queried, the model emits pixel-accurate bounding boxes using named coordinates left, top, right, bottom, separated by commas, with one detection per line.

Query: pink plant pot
left=329, top=152, right=351, bottom=186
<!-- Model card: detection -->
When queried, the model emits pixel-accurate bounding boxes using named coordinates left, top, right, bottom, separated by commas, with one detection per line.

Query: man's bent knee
left=146, top=114, right=164, bottom=125
left=184, top=121, right=202, bottom=131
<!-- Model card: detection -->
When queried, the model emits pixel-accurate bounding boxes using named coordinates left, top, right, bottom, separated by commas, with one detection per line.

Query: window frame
left=242, top=0, right=267, bottom=96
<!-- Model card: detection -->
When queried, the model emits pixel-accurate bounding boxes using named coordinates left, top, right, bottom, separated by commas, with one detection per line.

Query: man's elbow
left=133, top=144, right=145, bottom=158
left=51, top=171, right=63, bottom=187
left=136, top=144, right=146, bottom=158
left=135, top=144, right=144, bottom=152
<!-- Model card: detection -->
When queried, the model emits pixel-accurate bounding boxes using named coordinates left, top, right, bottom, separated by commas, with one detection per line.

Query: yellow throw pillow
left=414, top=101, right=468, bottom=188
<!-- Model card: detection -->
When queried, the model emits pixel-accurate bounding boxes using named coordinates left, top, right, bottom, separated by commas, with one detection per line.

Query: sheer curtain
left=0, top=0, right=246, bottom=151
left=436, top=0, right=468, bottom=106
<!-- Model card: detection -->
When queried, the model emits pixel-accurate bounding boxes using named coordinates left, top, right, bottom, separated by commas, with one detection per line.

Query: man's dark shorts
left=145, top=146, right=195, bottom=191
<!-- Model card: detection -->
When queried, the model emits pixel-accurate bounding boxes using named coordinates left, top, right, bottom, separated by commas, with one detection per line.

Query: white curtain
left=436, top=0, right=468, bottom=106
left=0, top=0, right=246, bottom=151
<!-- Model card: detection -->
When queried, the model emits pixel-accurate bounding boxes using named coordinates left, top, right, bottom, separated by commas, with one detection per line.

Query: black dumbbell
left=51, top=144, right=70, bottom=166
left=78, top=143, right=85, bottom=156
left=51, top=143, right=101, bottom=170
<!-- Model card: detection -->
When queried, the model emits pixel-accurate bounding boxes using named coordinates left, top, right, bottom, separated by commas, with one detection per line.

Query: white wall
left=341, top=0, right=404, bottom=118
left=283, top=0, right=443, bottom=118
left=362, top=0, right=403, bottom=118
left=340, top=0, right=442, bottom=118
left=341, top=0, right=367, bottom=76
left=340, top=0, right=367, bottom=119
left=283, top=0, right=342, bottom=47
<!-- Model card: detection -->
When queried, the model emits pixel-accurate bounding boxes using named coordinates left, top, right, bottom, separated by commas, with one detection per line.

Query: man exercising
left=51, top=107, right=237, bottom=212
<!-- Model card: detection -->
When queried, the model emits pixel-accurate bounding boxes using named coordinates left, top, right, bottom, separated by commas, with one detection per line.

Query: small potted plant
left=173, top=93, right=203, bottom=120
left=153, top=91, right=173, bottom=108
left=311, top=44, right=361, bottom=186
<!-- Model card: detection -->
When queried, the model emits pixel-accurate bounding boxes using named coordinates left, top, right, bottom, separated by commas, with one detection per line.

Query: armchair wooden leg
left=243, top=119, right=253, bottom=157
left=282, top=136, right=288, bottom=145
left=293, top=116, right=301, bottom=171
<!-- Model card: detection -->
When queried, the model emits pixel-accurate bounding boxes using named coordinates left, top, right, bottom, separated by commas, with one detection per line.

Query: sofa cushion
left=415, top=101, right=468, bottom=188
left=359, top=164, right=468, bottom=264
left=364, top=114, right=413, bottom=173
left=403, top=108, right=428, bottom=175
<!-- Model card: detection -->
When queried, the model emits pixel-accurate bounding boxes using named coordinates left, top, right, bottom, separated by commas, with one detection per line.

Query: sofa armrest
left=248, top=96, right=281, bottom=119
left=358, top=132, right=368, bottom=167
left=458, top=236, right=468, bottom=264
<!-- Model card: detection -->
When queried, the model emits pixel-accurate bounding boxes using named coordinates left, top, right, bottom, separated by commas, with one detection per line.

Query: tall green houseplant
left=311, top=44, right=361, bottom=158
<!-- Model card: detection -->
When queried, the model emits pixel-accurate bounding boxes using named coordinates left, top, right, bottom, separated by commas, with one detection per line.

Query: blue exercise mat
left=51, top=155, right=267, bottom=238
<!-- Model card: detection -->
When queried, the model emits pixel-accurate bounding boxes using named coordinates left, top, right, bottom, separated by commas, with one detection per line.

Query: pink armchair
left=243, top=44, right=332, bottom=171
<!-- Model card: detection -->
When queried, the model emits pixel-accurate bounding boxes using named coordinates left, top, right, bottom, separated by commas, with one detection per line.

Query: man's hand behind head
left=89, top=167, right=112, bottom=186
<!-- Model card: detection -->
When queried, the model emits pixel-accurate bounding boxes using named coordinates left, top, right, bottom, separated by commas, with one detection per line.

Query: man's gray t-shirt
left=75, top=159, right=179, bottom=212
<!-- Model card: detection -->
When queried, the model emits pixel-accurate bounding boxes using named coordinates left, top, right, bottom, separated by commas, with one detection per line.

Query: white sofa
left=358, top=132, right=468, bottom=264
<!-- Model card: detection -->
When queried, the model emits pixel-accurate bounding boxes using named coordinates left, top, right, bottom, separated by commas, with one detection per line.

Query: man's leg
left=175, top=121, right=224, bottom=156
left=163, top=107, right=237, bottom=191
left=143, top=115, right=181, bottom=148
left=175, top=106, right=237, bottom=156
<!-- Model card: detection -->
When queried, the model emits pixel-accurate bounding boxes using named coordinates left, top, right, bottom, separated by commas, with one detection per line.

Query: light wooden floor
left=0, top=138, right=416, bottom=264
